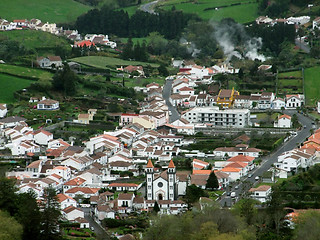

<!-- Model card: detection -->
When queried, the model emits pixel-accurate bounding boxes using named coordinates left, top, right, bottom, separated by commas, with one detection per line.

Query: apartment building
left=182, top=107, right=250, bottom=128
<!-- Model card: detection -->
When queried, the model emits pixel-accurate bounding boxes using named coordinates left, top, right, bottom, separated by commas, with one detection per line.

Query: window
left=148, top=186, right=151, bottom=190
left=170, top=186, right=173, bottom=190
left=148, top=178, right=151, bottom=182
left=158, top=182, right=163, bottom=188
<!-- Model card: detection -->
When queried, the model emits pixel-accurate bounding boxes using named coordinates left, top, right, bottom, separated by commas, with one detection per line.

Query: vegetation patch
left=304, top=66, right=320, bottom=106
left=0, top=74, right=33, bottom=103
left=159, top=0, right=258, bottom=23
left=0, top=64, right=53, bottom=81
left=0, top=0, right=91, bottom=23
left=70, top=56, right=159, bottom=69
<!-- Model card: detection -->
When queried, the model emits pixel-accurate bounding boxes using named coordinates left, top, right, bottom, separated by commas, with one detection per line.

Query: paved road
left=163, top=79, right=180, bottom=123
left=220, top=111, right=313, bottom=207
left=140, top=0, right=159, bottom=14
left=295, top=38, right=310, bottom=53
left=82, top=208, right=111, bottom=240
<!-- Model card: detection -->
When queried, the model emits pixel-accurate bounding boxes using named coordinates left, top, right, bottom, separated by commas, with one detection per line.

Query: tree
left=0, top=210, right=23, bottom=240
left=158, top=64, right=169, bottom=76
left=206, top=171, right=219, bottom=190
left=121, top=38, right=133, bottom=60
left=15, top=191, right=41, bottom=240
left=185, top=184, right=208, bottom=205
left=39, top=187, right=62, bottom=240
left=105, top=69, right=111, bottom=82
left=52, top=63, right=78, bottom=96
left=0, top=177, right=18, bottom=216
left=153, top=201, right=160, bottom=213
left=238, top=68, right=244, bottom=79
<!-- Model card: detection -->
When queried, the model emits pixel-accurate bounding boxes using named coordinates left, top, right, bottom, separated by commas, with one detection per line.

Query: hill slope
left=0, top=0, right=91, bottom=23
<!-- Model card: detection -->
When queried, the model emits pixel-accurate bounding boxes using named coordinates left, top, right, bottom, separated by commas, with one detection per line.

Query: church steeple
left=167, top=159, right=176, bottom=200
left=146, top=159, right=154, bottom=200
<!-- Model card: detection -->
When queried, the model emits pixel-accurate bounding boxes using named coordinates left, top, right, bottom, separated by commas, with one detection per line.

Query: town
left=1, top=0, right=320, bottom=240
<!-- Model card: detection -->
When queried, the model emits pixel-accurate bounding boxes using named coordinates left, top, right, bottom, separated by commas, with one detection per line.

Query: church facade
left=145, top=159, right=188, bottom=201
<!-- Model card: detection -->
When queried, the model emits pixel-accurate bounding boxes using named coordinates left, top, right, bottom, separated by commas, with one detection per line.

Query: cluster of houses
left=274, top=128, right=320, bottom=178
left=4, top=108, right=195, bottom=224
left=256, top=15, right=311, bottom=27
left=0, top=18, right=117, bottom=48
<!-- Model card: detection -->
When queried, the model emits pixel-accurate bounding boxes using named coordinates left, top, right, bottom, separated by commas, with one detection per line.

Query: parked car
left=255, top=176, right=260, bottom=181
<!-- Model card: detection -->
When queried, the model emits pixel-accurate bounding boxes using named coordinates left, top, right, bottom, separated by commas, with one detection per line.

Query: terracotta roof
left=38, top=99, right=58, bottom=105
left=168, top=159, right=175, bottom=168
left=193, top=169, right=211, bottom=175
left=63, top=205, right=82, bottom=214
left=118, top=193, right=134, bottom=200
left=279, top=114, right=291, bottom=120
left=108, top=183, right=138, bottom=188
left=221, top=167, right=241, bottom=172
left=26, top=160, right=42, bottom=169
left=33, top=129, right=52, bottom=136
left=249, top=185, right=271, bottom=192
left=227, top=155, right=255, bottom=162
left=57, top=193, right=76, bottom=203
left=191, top=174, right=209, bottom=186
left=64, top=177, right=86, bottom=186
left=65, top=187, right=100, bottom=194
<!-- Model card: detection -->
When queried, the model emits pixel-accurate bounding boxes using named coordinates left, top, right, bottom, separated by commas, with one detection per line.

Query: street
left=220, top=111, right=313, bottom=207
left=82, top=207, right=111, bottom=240
left=163, top=78, right=180, bottom=123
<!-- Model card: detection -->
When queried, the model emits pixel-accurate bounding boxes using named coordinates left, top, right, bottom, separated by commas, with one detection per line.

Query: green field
left=0, top=74, right=33, bottom=103
left=0, top=64, right=53, bottom=81
left=113, top=77, right=165, bottom=88
left=70, top=56, right=159, bottom=69
left=0, top=30, right=70, bottom=54
left=0, top=0, right=91, bottom=23
left=304, top=66, right=320, bottom=106
left=160, top=0, right=258, bottom=23
left=278, top=70, right=302, bottom=78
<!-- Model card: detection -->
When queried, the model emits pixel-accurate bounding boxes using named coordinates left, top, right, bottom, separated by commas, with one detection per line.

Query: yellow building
left=216, top=88, right=239, bottom=108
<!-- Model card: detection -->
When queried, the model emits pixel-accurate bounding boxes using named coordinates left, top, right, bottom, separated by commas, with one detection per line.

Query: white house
left=272, top=98, right=286, bottom=110
left=37, top=98, right=59, bottom=110
left=57, top=193, right=77, bottom=209
left=274, top=114, right=292, bottom=128
left=96, top=205, right=115, bottom=220
left=249, top=185, right=271, bottom=203
left=117, top=193, right=135, bottom=213
left=62, top=206, right=84, bottom=221
left=214, top=144, right=261, bottom=158
left=286, top=94, right=303, bottom=109
left=313, top=17, right=320, bottom=30
left=33, top=129, right=53, bottom=145
left=0, top=104, right=7, bottom=118
left=37, top=56, right=62, bottom=69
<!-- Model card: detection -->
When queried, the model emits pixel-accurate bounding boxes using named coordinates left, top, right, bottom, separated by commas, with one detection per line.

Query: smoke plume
left=212, top=20, right=266, bottom=62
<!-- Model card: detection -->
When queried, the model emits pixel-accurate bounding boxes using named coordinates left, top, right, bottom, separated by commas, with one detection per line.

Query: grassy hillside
left=0, top=0, right=91, bottom=23
left=0, top=30, right=71, bottom=56
left=0, top=64, right=53, bottom=81
left=159, top=0, right=258, bottom=23
left=70, top=56, right=159, bottom=69
left=304, top=66, right=320, bottom=106
left=0, top=74, right=33, bottom=103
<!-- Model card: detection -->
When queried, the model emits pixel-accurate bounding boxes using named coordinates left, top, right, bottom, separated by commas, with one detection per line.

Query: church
left=145, top=159, right=189, bottom=201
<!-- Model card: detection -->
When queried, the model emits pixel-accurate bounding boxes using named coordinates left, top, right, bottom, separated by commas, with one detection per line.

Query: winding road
left=139, top=0, right=159, bottom=14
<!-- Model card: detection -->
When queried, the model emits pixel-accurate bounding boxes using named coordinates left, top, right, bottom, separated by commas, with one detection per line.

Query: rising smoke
left=212, top=20, right=267, bottom=62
